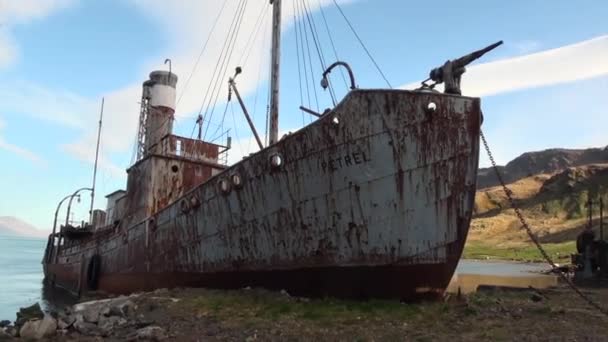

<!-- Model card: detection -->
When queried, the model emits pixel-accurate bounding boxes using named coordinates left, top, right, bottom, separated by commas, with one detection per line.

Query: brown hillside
left=469, top=164, right=608, bottom=249
left=477, top=146, right=608, bottom=189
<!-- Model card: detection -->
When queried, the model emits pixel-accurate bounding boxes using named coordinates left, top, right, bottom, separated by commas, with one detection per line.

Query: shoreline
left=2, top=284, right=607, bottom=341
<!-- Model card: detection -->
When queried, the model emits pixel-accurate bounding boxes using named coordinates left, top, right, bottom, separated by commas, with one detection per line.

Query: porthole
left=219, top=178, right=231, bottom=194
left=231, top=174, right=243, bottom=188
left=171, top=165, right=179, bottom=173
left=331, top=116, right=340, bottom=125
left=427, top=102, right=437, bottom=113
left=270, top=154, right=283, bottom=168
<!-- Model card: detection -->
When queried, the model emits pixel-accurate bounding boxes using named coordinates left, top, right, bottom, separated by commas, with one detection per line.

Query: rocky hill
left=468, top=156, right=608, bottom=261
left=477, top=146, right=608, bottom=189
left=0, top=216, right=47, bottom=238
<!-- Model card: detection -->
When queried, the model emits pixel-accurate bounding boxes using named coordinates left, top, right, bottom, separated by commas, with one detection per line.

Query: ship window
left=332, top=116, right=340, bottom=125
left=171, top=165, right=179, bottom=173
left=427, top=102, right=437, bottom=112
left=270, top=154, right=283, bottom=168
left=176, top=139, right=182, bottom=156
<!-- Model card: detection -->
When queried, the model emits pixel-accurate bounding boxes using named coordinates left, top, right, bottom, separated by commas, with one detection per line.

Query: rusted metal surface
left=44, top=89, right=480, bottom=299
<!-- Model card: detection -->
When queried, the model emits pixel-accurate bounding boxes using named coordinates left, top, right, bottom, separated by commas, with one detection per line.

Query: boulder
left=73, top=321, right=104, bottom=337
left=15, top=303, right=43, bottom=327
left=19, top=314, right=57, bottom=340
left=98, top=315, right=127, bottom=333
left=135, top=326, right=167, bottom=341
left=0, top=328, right=12, bottom=341
left=57, top=315, right=75, bottom=330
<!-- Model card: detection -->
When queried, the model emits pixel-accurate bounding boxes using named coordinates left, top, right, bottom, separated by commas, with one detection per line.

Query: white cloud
left=0, top=30, right=17, bottom=68
left=0, top=80, right=93, bottom=128
left=0, top=116, right=45, bottom=165
left=0, top=0, right=75, bottom=24
left=401, top=35, right=608, bottom=97
left=62, top=0, right=354, bottom=176
left=0, top=0, right=77, bottom=69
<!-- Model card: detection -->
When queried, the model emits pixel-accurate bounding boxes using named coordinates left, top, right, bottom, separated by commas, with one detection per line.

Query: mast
left=89, top=97, right=104, bottom=224
left=268, top=0, right=282, bottom=145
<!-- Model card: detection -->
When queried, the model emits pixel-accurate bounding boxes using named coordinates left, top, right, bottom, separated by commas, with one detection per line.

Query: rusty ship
left=43, top=1, right=501, bottom=299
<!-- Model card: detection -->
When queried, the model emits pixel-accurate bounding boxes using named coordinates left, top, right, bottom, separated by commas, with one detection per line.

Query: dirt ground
left=50, top=283, right=608, bottom=342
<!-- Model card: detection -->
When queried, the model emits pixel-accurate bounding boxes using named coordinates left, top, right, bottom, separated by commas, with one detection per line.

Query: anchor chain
left=479, top=129, right=608, bottom=317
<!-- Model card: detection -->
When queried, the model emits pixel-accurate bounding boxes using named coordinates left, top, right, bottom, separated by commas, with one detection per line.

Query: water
left=0, top=235, right=557, bottom=320
left=0, top=235, right=46, bottom=321
left=450, top=260, right=558, bottom=294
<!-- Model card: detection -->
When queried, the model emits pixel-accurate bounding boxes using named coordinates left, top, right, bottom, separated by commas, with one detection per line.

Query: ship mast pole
left=89, top=97, right=104, bottom=224
left=268, top=0, right=282, bottom=145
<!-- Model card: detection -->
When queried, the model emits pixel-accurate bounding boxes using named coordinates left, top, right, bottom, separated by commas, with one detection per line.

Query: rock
left=57, top=315, right=75, bottom=330
left=0, top=328, right=12, bottom=340
left=109, top=300, right=136, bottom=318
left=19, top=314, right=57, bottom=340
left=152, top=288, right=169, bottom=295
left=83, top=308, right=100, bottom=324
left=135, top=326, right=167, bottom=341
left=0, top=321, right=9, bottom=328
left=98, top=315, right=127, bottom=333
left=15, top=303, right=44, bottom=327
left=4, top=327, right=17, bottom=338
left=73, top=320, right=105, bottom=337
left=530, top=293, right=543, bottom=302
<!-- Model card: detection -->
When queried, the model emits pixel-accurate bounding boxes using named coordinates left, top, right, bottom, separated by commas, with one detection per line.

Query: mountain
left=469, top=147, right=608, bottom=260
left=477, top=146, right=608, bottom=189
left=0, top=216, right=48, bottom=238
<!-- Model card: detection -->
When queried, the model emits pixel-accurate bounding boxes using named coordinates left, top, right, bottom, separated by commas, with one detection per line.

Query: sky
left=0, top=0, right=606, bottom=230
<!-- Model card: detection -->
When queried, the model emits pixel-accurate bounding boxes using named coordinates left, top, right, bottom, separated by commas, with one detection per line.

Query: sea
left=0, top=235, right=76, bottom=321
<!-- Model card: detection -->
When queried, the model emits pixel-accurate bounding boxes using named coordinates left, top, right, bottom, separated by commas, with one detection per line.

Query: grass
left=182, top=289, right=425, bottom=324
left=463, top=240, right=576, bottom=263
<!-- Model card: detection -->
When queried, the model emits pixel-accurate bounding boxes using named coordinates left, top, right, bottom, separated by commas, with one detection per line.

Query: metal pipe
left=45, top=194, right=73, bottom=263
left=321, top=61, right=357, bottom=90
left=89, top=98, right=104, bottom=224
left=299, top=106, right=322, bottom=118
left=229, top=78, right=264, bottom=150
left=65, top=187, right=93, bottom=227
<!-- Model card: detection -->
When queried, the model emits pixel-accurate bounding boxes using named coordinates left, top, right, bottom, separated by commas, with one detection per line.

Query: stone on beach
left=18, top=314, right=57, bottom=340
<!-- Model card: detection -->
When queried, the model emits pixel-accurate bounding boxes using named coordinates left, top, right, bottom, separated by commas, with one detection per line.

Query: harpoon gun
left=424, top=40, right=503, bottom=95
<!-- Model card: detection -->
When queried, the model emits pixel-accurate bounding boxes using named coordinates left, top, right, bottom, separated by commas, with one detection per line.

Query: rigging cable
left=332, top=0, right=392, bottom=88
left=295, top=0, right=313, bottom=115
left=238, top=4, right=269, bottom=68
left=202, top=0, right=249, bottom=139
left=196, top=0, right=246, bottom=127
left=293, top=1, right=306, bottom=126
left=200, top=0, right=249, bottom=141
left=302, top=0, right=336, bottom=105
left=317, top=0, right=348, bottom=90
left=176, top=0, right=229, bottom=108
left=298, top=0, right=321, bottom=113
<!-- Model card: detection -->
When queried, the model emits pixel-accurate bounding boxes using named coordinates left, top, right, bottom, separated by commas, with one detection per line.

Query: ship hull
left=45, top=89, right=481, bottom=299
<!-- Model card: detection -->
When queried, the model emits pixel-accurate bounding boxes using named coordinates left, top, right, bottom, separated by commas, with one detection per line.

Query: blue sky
left=0, top=0, right=606, bottom=230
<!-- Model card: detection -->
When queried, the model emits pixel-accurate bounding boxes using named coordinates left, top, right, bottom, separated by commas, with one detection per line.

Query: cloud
left=0, top=0, right=77, bottom=69
left=401, top=35, right=608, bottom=97
left=0, top=116, right=45, bottom=165
left=0, top=0, right=75, bottom=24
left=0, top=30, right=17, bottom=68
left=62, top=0, right=354, bottom=176
left=0, top=80, right=94, bottom=128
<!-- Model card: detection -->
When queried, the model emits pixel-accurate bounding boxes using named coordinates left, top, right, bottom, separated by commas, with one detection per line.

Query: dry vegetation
left=466, top=164, right=608, bottom=262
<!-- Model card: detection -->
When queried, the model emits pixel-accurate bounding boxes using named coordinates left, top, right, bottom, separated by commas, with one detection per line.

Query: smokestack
left=143, top=71, right=178, bottom=154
